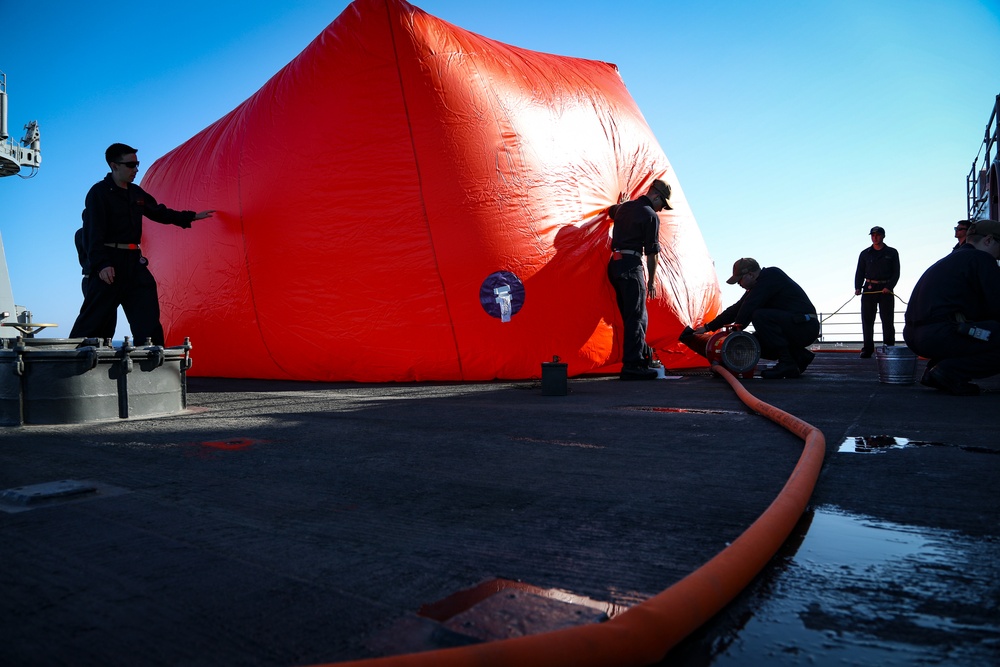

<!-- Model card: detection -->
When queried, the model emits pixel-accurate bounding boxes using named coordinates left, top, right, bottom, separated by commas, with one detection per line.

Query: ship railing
left=967, top=94, right=999, bottom=221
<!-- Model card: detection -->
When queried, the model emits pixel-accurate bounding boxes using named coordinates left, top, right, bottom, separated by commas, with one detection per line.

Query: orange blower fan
left=679, top=326, right=760, bottom=378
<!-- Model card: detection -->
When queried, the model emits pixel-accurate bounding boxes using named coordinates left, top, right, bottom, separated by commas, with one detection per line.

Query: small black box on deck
left=541, top=361, right=567, bottom=396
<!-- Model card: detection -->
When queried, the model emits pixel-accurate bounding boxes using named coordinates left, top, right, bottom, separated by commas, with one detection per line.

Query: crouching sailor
left=693, top=258, right=819, bottom=379
left=904, top=219, right=1000, bottom=396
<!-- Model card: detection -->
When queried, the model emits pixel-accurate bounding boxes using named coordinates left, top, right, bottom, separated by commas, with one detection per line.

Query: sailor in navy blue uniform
left=75, top=210, right=116, bottom=340
left=70, top=143, right=215, bottom=346
left=854, top=226, right=900, bottom=358
left=606, top=179, right=672, bottom=380
left=904, top=219, right=1000, bottom=395
left=695, top=258, right=819, bottom=379
left=953, top=219, right=970, bottom=251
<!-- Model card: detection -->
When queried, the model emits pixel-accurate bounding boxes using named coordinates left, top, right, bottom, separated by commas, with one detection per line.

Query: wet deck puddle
left=378, top=434, right=998, bottom=663
left=838, top=435, right=999, bottom=455
left=670, top=506, right=1000, bottom=665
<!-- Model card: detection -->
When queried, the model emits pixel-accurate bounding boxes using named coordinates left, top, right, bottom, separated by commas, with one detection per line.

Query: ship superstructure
left=0, top=69, right=41, bottom=324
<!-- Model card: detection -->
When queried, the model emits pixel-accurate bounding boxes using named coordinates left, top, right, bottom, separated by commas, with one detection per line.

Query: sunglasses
left=114, top=161, right=140, bottom=169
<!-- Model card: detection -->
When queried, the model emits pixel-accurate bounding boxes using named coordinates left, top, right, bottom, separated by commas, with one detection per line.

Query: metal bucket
left=874, top=345, right=917, bottom=384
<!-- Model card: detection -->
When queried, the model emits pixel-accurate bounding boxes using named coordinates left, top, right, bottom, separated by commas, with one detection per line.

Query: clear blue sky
left=2, top=0, right=999, bottom=341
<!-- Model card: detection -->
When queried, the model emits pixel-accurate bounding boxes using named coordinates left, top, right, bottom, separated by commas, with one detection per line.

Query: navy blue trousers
left=71, top=251, right=164, bottom=346
left=751, top=309, right=820, bottom=360
left=904, top=320, right=1000, bottom=381
left=608, top=256, right=652, bottom=367
left=861, top=291, right=895, bottom=352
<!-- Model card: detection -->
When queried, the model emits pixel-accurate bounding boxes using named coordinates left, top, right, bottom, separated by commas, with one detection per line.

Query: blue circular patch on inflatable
left=480, top=272, right=525, bottom=321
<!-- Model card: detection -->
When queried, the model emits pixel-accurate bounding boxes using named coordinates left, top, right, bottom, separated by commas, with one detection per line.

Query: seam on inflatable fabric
left=236, top=111, right=291, bottom=376
left=387, top=0, right=465, bottom=379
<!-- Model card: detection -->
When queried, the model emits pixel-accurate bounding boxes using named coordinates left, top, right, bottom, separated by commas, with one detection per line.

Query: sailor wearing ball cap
left=854, top=226, right=900, bottom=358
left=606, top=178, right=672, bottom=380
left=693, top=257, right=819, bottom=379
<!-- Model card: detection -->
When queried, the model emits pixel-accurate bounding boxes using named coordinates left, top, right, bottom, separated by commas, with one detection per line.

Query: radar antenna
left=0, top=70, right=43, bottom=178
left=0, top=68, right=43, bottom=326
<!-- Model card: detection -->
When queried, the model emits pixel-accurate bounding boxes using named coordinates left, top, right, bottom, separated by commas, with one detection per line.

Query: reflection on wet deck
left=839, top=435, right=1000, bottom=455
left=681, top=507, right=1000, bottom=666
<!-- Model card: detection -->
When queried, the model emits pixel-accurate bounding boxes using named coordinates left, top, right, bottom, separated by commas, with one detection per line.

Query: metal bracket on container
left=182, top=337, right=193, bottom=371
left=118, top=338, right=134, bottom=375
left=116, top=338, right=134, bottom=418
left=12, top=337, right=25, bottom=376
left=144, top=346, right=164, bottom=369
left=81, top=347, right=98, bottom=371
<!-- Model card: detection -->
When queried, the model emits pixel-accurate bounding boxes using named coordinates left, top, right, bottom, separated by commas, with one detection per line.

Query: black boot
left=620, top=364, right=658, bottom=381
left=921, top=366, right=980, bottom=395
left=761, top=350, right=801, bottom=379
left=791, top=348, right=815, bottom=373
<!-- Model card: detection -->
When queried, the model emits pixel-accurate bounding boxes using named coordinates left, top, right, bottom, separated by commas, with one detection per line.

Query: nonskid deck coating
left=0, top=353, right=997, bottom=666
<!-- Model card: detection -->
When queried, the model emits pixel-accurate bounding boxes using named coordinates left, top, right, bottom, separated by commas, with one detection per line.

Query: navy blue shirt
left=609, top=195, right=660, bottom=256
left=854, top=244, right=900, bottom=290
left=82, top=173, right=195, bottom=274
left=707, top=266, right=816, bottom=330
left=905, top=244, right=1000, bottom=326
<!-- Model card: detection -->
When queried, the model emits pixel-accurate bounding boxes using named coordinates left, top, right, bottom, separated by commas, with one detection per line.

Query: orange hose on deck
left=317, top=364, right=826, bottom=667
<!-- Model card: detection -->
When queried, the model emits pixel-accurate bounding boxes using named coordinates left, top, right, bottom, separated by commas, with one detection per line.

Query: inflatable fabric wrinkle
left=405, top=39, right=561, bottom=379
left=140, top=0, right=720, bottom=381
